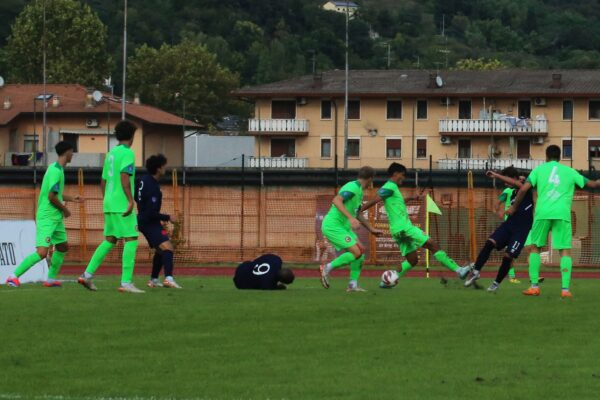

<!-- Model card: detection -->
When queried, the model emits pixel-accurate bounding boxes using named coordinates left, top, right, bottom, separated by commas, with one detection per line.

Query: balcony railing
left=437, top=158, right=545, bottom=171
left=439, top=119, right=548, bottom=134
left=248, top=119, right=309, bottom=133
left=246, top=156, right=308, bottom=169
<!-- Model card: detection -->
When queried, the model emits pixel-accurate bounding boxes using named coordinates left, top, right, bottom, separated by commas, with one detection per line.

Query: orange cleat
left=5, top=277, right=20, bottom=287
left=43, top=281, right=62, bottom=288
left=561, top=290, right=573, bottom=299
left=522, top=287, right=540, bottom=296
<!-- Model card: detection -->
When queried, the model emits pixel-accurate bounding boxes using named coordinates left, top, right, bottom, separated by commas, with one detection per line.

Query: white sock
left=165, top=276, right=174, bottom=282
left=83, top=272, right=93, bottom=279
left=348, top=280, right=358, bottom=288
left=324, top=263, right=333, bottom=274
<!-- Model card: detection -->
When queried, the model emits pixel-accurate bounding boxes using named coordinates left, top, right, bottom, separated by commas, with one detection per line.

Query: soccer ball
left=381, top=270, right=399, bottom=287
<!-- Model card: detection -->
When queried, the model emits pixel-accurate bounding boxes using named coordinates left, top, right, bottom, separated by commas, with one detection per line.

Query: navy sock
left=162, top=250, right=174, bottom=277
left=151, top=251, right=162, bottom=279
left=495, top=256, right=514, bottom=284
left=475, top=240, right=495, bottom=271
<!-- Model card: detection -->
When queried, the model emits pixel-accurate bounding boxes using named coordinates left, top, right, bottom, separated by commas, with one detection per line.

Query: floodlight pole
left=121, top=0, right=127, bottom=120
left=42, top=0, right=48, bottom=166
left=343, top=1, right=349, bottom=169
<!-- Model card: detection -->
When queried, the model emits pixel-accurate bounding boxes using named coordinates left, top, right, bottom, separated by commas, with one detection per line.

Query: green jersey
left=527, top=161, right=587, bottom=222
left=37, top=162, right=65, bottom=221
left=324, top=180, right=363, bottom=229
left=498, top=188, right=514, bottom=221
left=378, top=180, right=411, bottom=235
left=102, top=144, right=135, bottom=213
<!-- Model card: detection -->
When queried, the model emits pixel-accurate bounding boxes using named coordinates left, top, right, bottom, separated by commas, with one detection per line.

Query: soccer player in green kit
left=509, top=145, right=600, bottom=298
left=319, top=166, right=383, bottom=292
left=6, top=141, right=81, bottom=287
left=361, top=163, right=471, bottom=284
left=78, top=120, right=144, bottom=293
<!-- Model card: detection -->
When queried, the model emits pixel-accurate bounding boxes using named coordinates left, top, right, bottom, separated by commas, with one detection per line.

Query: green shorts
left=104, top=213, right=139, bottom=239
left=393, top=225, right=429, bottom=256
left=321, top=223, right=357, bottom=251
left=529, top=219, right=572, bottom=250
left=36, top=218, right=67, bottom=247
left=524, top=231, right=533, bottom=247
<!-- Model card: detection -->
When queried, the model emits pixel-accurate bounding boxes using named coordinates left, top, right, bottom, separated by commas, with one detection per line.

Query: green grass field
left=2, top=276, right=600, bottom=400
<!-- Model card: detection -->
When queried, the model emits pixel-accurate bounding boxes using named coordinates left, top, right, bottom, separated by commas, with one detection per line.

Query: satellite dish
left=435, top=75, right=444, bottom=88
left=0, top=76, right=5, bottom=87
left=92, top=90, right=103, bottom=102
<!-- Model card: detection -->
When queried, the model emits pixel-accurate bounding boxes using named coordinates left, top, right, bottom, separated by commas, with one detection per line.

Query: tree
left=454, top=58, right=505, bottom=70
left=127, top=40, right=241, bottom=125
left=6, top=0, right=110, bottom=86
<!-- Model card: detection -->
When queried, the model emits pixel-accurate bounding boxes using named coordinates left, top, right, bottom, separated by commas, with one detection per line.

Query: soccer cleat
left=147, top=279, right=163, bottom=288
left=78, top=276, right=97, bottom=291
left=43, top=281, right=62, bottom=288
left=118, top=283, right=145, bottom=294
left=456, top=263, right=473, bottom=280
left=539, top=277, right=545, bottom=283
left=509, top=278, right=521, bottom=284
left=319, top=264, right=330, bottom=289
left=487, top=282, right=499, bottom=293
left=163, top=279, right=182, bottom=289
left=561, top=290, right=573, bottom=299
left=522, top=286, right=540, bottom=296
left=346, top=286, right=367, bottom=292
left=464, top=269, right=480, bottom=287
left=5, top=277, right=20, bottom=287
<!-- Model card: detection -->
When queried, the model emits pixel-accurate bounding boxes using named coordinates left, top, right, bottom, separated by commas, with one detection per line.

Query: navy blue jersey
left=506, top=188, right=534, bottom=228
left=233, top=254, right=282, bottom=290
left=135, top=174, right=170, bottom=226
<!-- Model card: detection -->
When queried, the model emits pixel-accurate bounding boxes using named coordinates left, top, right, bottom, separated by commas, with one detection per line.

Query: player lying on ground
left=496, top=176, right=523, bottom=284
left=319, top=166, right=383, bottom=292
left=135, top=154, right=181, bottom=289
left=361, top=163, right=471, bottom=287
left=78, top=120, right=144, bottom=293
left=464, top=167, right=533, bottom=293
left=234, top=254, right=294, bottom=290
left=6, top=141, right=83, bottom=288
left=509, top=145, right=600, bottom=298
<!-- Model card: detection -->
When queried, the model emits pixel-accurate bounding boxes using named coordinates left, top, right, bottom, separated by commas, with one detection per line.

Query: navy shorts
left=489, top=220, right=531, bottom=259
left=139, top=223, right=170, bottom=248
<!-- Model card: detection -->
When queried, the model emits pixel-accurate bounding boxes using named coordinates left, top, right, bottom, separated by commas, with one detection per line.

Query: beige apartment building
left=235, top=69, right=600, bottom=171
left=0, top=84, right=199, bottom=167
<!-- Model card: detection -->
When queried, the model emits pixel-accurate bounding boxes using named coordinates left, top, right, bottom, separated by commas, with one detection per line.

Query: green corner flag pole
left=425, top=194, right=442, bottom=278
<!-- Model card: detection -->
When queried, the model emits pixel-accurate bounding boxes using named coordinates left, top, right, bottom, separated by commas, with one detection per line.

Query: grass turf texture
left=1, top=276, right=600, bottom=400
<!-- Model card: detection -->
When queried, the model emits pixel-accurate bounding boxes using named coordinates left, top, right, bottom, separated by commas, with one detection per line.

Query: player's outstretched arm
left=360, top=195, right=382, bottom=212
left=506, top=182, right=532, bottom=216
left=121, top=172, right=134, bottom=217
left=585, top=179, right=600, bottom=189
left=486, top=170, right=523, bottom=188
left=356, top=212, right=383, bottom=236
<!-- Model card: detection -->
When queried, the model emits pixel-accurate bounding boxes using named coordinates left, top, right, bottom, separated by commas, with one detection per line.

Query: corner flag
left=425, top=194, right=441, bottom=278
left=426, top=194, right=442, bottom=215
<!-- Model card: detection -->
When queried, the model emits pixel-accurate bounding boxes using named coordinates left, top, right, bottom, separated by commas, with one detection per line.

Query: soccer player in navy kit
left=135, top=154, right=182, bottom=289
left=233, top=254, right=295, bottom=290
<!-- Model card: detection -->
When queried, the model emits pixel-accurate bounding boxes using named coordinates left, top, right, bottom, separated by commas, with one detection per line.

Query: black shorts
left=489, top=220, right=531, bottom=259
left=139, top=223, right=169, bottom=248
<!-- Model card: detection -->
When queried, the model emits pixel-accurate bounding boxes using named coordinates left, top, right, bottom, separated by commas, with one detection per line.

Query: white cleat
left=319, top=264, right=330, bottom=289
left=464, top=269, right=480, bottom=287
left=487, top=282, right=500, bottom=293
left=163, top=279, right=182, bottom=289
left=118, top=283, right=145, bottom=294
left=456, top=263, right=473, bottom=280
left=147, top=279, right=163, bottom=288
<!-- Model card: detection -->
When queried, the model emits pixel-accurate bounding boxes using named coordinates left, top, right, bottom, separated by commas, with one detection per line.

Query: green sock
left=529, top=252, right=541, bottom=286
left=48, top=251, right=66, bottom=280
left=398, top=260, right=413, bottom=277
left=330, top=251, right=357, bottom=269
left=349, top=255, right=365, bottom=281
left=508, top=267, right=516, bottom=279
left=13, top=253, right=43, bottom=278
left=433, top=250, right=459, bottom=272
left=560, top=256, right=573, bottom=290
left=121, top=240, right=138, bottom=284
left=85, top=241, right=115, bottom=275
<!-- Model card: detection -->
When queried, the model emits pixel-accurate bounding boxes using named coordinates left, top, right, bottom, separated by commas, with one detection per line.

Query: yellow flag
left=426, top=194, right=442, bottom=215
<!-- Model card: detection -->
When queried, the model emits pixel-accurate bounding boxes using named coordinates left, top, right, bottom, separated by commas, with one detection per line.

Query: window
left=589, top=140, right=600, bottom=159
left=270, top=138, right=295, bottom=157
left=62, top=133, right=79, bottom=153
left=416, top=138, right=427, bottom=159
left=347, top=138, right=360, bottom=158
left=347, top=100, right=360, bottom=120
left=518, top=100, right=531, bottom=119
left=386, top=100, right=402, bottom=119
left=589, top=101, right=600, bottom=120
left=416, top=100, right=428, bottom=120
left=23, top=135, right=38, bottom=153
left=320, top=138, right=331, bottom=158
left=517, top=139, right=530, bottom=159
left=386, top=138, right=402, bottom=158
left=458, top=100, right=472, bottom=119
left=458, top=139, right=471, bottom=159
left=563, top=100, right=573, bottom=120
left=271, top=100, right=296, bottom=119
left=563, top=139, right=573, bottom=159
left=321, top=100, right=332, bottom=120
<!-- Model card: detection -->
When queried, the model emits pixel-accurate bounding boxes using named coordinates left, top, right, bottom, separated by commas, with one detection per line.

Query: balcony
left=246, top=156, right=308, bottom=169
left=439, top=119, right=548, bottom=136
left=248, top=119, right=309, bottom=136
left=437, top=158, right=545, bottom=171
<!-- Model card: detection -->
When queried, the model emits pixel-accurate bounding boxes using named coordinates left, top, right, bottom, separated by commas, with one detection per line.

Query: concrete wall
left=185, top=134, right=254, bottom=167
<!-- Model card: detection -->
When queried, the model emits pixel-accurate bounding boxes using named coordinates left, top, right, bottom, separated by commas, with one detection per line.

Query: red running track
left=60, top=266, right=600, bottom=279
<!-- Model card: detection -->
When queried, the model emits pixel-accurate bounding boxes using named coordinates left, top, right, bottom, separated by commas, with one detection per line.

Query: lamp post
left=122, top=0, right=128, bottom=119
left=33, top=94, right=53, bottom=183
left=343, top=0, right=349, bottom=169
